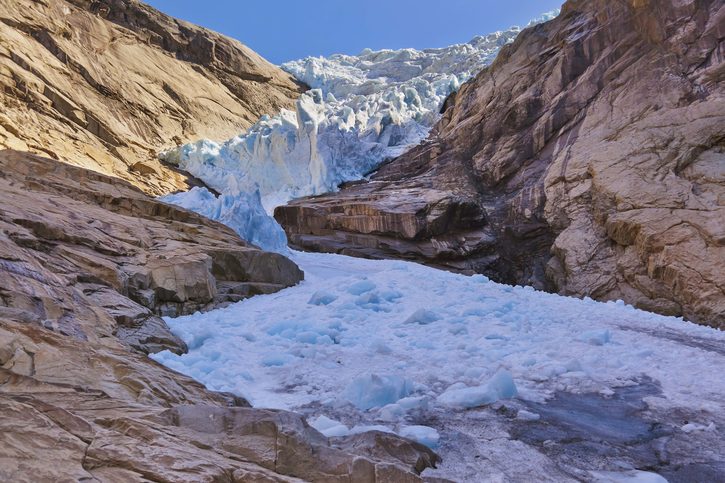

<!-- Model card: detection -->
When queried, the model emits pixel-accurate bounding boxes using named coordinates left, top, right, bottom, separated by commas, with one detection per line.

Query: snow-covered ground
left=159, top=13, right=557, bottom=252
left=153, top=251, right=725, bottom=481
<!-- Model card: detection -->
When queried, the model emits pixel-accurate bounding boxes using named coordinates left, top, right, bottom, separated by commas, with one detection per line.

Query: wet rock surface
left=423, top=379, right=725, bottom=482
left=0, top=0, right=305, bottom=195
left=276, top=0, right=725, bottom=327
left=0, top=151, right=436, bottom=481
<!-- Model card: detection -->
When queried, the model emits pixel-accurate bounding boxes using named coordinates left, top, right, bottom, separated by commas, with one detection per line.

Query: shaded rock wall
left=276, top=0, right=725, bottom=327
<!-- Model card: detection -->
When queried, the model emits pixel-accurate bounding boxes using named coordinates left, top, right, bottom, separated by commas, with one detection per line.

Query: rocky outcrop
left=0, top=150, right=437, bottom=481
left=276, top=0, right=725, bottom=327
left=0, top=149, right=303, bottom=354
left=0, top=0, right=305, bottom=195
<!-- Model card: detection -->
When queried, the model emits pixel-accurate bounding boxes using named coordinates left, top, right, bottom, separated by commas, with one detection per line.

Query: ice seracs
left=159, top=12, right=559, bottom=250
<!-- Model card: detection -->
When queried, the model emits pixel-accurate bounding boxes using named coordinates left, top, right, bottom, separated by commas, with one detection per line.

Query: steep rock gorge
left=0, top=0, right=305, bottom=195
left=276, top=0, right=725, bottom=327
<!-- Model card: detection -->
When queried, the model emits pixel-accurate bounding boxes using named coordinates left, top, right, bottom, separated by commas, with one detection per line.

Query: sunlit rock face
left=0, top=0, right=304, bottom=196
left=160, top=13, right=558, bottom=252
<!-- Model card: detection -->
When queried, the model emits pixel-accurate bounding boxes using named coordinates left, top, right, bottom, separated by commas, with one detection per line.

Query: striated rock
left=0, top=0, right=305, bottom=195
left=276, top=0, right=725, bottom=327
left=0, top=150, right=436, bottom=481
left=0, top=149, right=303, bottom=354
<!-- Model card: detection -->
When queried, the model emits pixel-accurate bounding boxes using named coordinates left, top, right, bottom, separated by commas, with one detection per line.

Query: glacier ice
left=308, top=290, right=338, bottom=306
left=344, top=373, right=415, bottom=410
left=160, top=12, right=560, bottom=250
left=153, top=250, right=725, bottom=480
left=437, top=369, right=518, bottom=408
left=162, top=187, right=288, bottom=253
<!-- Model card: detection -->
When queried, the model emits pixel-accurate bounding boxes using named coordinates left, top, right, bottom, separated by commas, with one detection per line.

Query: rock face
left=276, top=0, right=725, bottom=328
left=0, top=149, right=303, bottom=354
left=0, top=150, right=437, bottom=481
left=0, top=0, right=305, bottom=195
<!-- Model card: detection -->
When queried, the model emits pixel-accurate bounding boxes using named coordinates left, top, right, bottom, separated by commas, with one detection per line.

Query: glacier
left=149, top=11, right=725, bottom=479
left=160, top=12, right=559, bottom=250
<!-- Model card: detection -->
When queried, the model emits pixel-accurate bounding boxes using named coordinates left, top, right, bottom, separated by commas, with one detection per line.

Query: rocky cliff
left=0, top=0, right=305, bottom=195
left=0, top=150, right=437, bottom=481
left=275, top=0, right=725, bottom=328
left=0, top=149, right=304, bottom=355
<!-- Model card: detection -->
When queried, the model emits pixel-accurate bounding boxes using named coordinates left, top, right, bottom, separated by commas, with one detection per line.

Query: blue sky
left=144, top=0, right=563, bottom=65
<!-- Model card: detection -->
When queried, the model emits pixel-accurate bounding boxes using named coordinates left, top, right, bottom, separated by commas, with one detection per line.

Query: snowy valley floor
left=154, top=252, right=725, bottom=482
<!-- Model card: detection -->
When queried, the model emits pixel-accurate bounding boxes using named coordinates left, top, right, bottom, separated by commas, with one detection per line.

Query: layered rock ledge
left=276, top=0, right=725, bottom=328
left=0, top=150, right=304, bottom=353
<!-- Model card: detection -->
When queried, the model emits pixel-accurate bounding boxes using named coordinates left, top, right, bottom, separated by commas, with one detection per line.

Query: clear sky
left=144, top=0, right=563, bottom=65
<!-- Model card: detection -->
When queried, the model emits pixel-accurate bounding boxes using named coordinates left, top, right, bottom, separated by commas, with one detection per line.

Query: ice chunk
left=379, top=289, right=403, bottom=302
left=516, top=410, right=541, bottom=421
left=438, top=370, right=518, bottom=408
left=579, top=329, right=612, bottom=346
left=378, top=396, right=429, bottom=421
left=308, top=415, right=350, bottom=437
left=378, top=403, right=404, bottom=421
left=347, top=280, right=376, bottom=295
left=356, top=292, right=381, bottom=307
left=348, top=424, right=394, bottom=435
left=404, top=309, right=440, bottom=325
left=681, top=422, right=716, bottom=433
left=399, top=425, right=440, bottom=448
left=344, top=374, right=415, bottom=410
left=308, top=291, right=338, bottom=306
